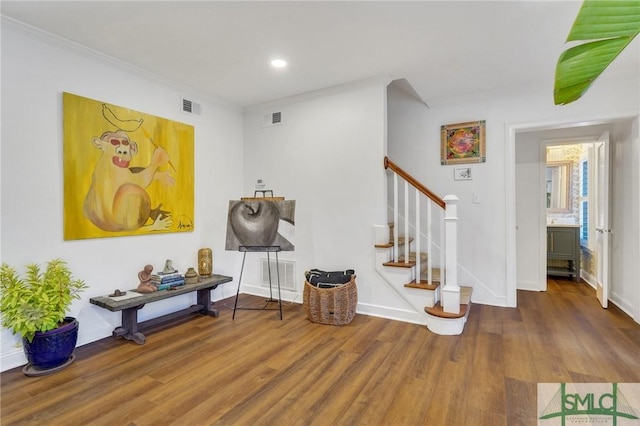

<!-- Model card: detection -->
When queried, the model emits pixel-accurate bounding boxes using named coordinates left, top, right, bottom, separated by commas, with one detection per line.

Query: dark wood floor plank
left=502, top=320, right=538, bottom=383
left=467, top=331, right=506, bottom=413
left=1, top=277, right=639, bottom=425
left=504, top=376, right=537, bottom=426
left=332, top=324, right=424, bottom=424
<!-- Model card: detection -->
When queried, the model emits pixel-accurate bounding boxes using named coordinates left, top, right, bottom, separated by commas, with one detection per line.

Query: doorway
left=508, top=114, right=640, bottom=326
left=543, top=139, right=602, bottom=292
left=514, top=123, right=612, bottom=295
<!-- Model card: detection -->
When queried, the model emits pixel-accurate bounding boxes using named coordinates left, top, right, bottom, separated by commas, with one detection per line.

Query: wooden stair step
left=424, top=303, right=469, bottom=319
left=383, top=260, right=415, bottom=268
left=424, top=286, right=473, bottom=319
left=375, top=237, right=413, bottom=249
left=383, top=252, right=428, bottom=269
left=404, top=280, right=439, bottom=291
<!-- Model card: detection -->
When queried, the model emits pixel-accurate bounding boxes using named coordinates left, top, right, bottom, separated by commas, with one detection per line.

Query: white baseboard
left=243, top=284, right=428, bottom=325
left=0, top=325, right=113, bottom=373
left=77, top=326, right=114, bottom=347
left=517, top=280, right=543, bottom=291
left=355, top=302, right=427, bottom=325
left=1, top=347, right=27, bottom=372
left=240, top=284, right=303, bottom=305
left=580, top=270, right=597, bottom=289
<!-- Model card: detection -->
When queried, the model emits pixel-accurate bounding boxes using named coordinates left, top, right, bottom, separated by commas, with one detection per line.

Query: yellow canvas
left=63, top=92, right=194, bottom=240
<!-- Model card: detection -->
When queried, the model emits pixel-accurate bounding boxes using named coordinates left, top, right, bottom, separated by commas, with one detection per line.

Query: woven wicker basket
left=303, top=275, right=357, bottom=325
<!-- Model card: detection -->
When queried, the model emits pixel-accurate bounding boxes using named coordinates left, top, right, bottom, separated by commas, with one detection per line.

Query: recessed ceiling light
left=271, top=59, right=287, bottom=68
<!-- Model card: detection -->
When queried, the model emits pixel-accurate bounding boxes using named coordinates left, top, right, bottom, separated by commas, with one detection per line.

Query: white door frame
left=505, top=111, right=637, bottom=309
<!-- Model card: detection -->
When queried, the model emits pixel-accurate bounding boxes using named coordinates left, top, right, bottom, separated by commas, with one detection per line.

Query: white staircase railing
left=384, top=157, right=461, bottom=314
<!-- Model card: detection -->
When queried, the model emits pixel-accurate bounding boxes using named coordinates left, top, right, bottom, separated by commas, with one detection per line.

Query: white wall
left=388, top=70, right=639, bottom=310
left=241, top=79, right=418, bottom=319
left=1, top=21, right=244, bottom=371
left=515, top=131, right=544, bottom=291
left=610, top=118, right=640, bottom=319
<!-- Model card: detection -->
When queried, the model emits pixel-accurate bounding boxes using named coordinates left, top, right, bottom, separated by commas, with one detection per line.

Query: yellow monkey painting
left=63, top=92, right=194, bottom=240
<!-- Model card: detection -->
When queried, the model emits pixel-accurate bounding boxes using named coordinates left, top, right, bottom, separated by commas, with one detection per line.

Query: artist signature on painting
left=175, top=216, right=194, bottom=230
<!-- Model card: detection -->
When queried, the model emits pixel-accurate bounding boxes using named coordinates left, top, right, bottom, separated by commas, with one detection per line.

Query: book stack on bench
left=151, top=271, right=185, bottom=290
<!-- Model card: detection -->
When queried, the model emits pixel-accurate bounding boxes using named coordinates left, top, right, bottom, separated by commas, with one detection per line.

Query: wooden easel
left=240, top=190, right=284, bottom=202
left=232, top=191, right=286, bottom=320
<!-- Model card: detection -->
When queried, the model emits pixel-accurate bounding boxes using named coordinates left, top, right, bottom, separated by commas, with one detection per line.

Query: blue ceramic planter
left=22, top=317, right=78, bottom=371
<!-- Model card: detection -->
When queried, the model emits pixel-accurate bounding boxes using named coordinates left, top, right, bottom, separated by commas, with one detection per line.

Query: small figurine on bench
left=136, top=264, right=157, bottom=293
left=163, top=259, right=177, bottom=274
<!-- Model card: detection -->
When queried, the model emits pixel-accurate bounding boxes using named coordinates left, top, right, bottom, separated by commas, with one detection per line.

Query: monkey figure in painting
left=84, top=130, right=174, bottom=232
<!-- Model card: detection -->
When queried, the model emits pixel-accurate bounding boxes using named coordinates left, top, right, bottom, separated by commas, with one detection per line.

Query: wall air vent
left=181, top=98, right=201, bottom=115
left=261, top=259, right=296, bottom=291
left=262, top=111, right=283, bottom=128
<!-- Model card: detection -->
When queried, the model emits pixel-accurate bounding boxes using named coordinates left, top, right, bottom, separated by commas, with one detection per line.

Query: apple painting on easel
left=225, top=200, right=295, bottom=251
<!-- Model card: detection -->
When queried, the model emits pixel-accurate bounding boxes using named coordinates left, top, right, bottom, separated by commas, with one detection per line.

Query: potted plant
left=0, top=258, right=88, bottom=376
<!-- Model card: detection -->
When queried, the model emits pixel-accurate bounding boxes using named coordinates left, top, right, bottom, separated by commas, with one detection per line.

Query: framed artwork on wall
left=454, top=167, right=473, bottom=181
left=63, top=92, right=195, bottom=240
left=441, top=120, right=486, bottom=165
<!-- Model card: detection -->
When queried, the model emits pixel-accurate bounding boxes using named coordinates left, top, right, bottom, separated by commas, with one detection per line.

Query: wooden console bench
left=90, top=274, right=232, bottom=345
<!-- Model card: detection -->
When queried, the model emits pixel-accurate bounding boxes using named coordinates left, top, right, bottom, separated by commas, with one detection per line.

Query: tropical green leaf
left=554, top=0, right=640, bottom=105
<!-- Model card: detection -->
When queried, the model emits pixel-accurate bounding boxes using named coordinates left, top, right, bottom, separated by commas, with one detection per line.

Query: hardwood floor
left=2, top=277, right=639, bottom=425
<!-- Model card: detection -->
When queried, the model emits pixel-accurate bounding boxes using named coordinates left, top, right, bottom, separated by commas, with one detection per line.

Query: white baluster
left=442, top=195, right=460, bottom=313
left=415, top=189, right=420, bottom=283
left=393, top=173, right=399, bottom=262
left=404, top=181, right=409, bottom=265
left=427, top=201, right=432, bottom=285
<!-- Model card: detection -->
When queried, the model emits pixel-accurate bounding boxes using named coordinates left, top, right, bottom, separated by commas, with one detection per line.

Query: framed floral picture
left=441, top=120, right=486, bottom=165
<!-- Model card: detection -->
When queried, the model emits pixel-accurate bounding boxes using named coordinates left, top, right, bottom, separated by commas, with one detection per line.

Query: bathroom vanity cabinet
left=547, top=225, right=580, bottom=282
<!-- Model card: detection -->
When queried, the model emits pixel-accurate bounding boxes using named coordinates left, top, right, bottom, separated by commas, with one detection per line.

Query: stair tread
left=424, top=303, right=469, bottom=319
left=375, top=237, right=413, bottom=249
left=404, top=280, right=440, bottom=290
left=424, top=286, right=473, bottom=319
left=383, top=260, right=416, bottom=268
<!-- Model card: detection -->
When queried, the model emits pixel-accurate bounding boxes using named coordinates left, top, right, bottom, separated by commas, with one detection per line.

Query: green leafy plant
left=554, top=0, right=640, bottom=105
left=0, top=259, right=88, bottom=342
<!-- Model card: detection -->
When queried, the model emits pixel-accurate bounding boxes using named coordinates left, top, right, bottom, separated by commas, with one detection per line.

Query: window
left=581, top=160, right=588, bottom=196
left=580, top=159, right=589, bottom=245
left=581, top=201, right=588, bottom=241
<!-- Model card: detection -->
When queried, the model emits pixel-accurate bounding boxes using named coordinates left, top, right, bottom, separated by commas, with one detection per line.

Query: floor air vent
left=261, top=259, right=295, bottom=291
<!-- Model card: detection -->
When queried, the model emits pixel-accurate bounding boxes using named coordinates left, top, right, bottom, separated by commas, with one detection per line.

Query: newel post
left=442, top=195, right=460, bottom=313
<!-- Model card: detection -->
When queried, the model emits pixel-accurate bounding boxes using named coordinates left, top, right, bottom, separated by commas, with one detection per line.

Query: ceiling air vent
left=263, top=111, right=282, bottom=128
left=181, top=98, right=201, bottom=115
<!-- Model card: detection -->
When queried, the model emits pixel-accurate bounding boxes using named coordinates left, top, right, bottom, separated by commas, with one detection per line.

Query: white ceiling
left=2, top=1, right=638, bottom=107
